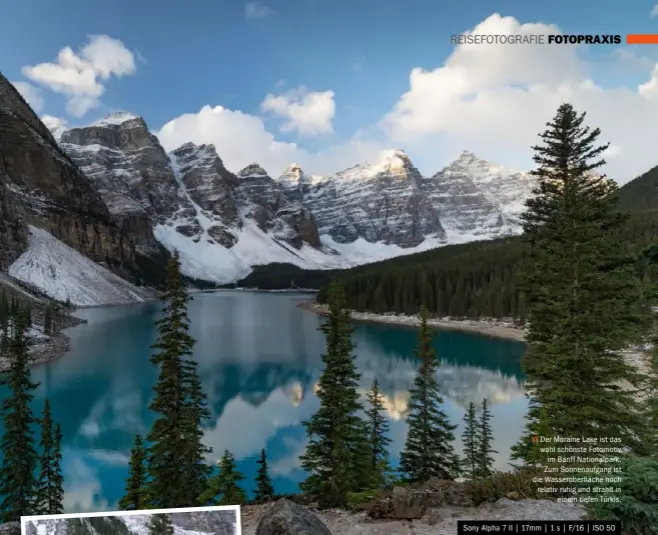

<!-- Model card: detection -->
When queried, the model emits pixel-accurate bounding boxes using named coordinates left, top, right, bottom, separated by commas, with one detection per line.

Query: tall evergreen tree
left=512, top=104, right=649, bottom=463
left=50, top=422, right=64, bottom=513
left=364, top=379, right=392, bottom=487
left=461, top=402, right=478, bottom=480
left=36, top=399, right=63, bottom=514
left=0, top=311, right=40, bottom=521
left=148, top=514, right=174, bottom=535
left=475, top=398, right=496, bottom=478
left=146, top=251, right=209, bottom=507
left=299, top=280, right=368, bottom=507
left=253, top=449, right=275, bottom=504
left=119, top=434, right=149, bottom=510
left=199, top=450, right=247, bottom=505
left=180, top=358, right=212, bottom=504
left=400, top=306, right=460, bottom=482
left=645, top=339, right=658, bottom=457
left=43, top=306, right=53, bottom=336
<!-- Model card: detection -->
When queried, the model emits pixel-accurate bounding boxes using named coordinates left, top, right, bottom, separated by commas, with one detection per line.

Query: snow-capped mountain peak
left=276, top=162, right=314, bottom=189
left=335, top=148, right=421, bottom=182
left=237, top=163, right=269, bottom=178
left=171, top=142, right=224, bottom=173
left=91, top=111, right=141, bottom=127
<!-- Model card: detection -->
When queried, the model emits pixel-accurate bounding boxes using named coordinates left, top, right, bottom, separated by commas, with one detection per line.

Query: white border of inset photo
left=21, top=505, right=242, bottom=535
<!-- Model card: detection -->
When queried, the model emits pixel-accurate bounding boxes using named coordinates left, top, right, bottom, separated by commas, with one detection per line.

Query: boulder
left=255, top=498, right=333, bottom=535
left=391, top=486, right=426, bottom=520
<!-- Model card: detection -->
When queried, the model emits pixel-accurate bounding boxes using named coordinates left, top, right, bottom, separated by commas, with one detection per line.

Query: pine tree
left=299, top=280, right=368, bottom=508
left=180, top=358, right=212, bottom=504
left=44, top=306, right=53, bottom=336
left=644, top=330, right=658, bottom=456
left=199, top=450, right=247, bottom=505
left=50, top=422, right=64, bottom=513
left=148, top=514, right=174, bottom=535
left=512, top=104, right=649, bottom=464
left=461, top=402, right=478, bottom=480
left=0, top=311, right=40, bottom=521
left=253, top=449, right=275, bottom=504
left=475, top=398, right=496, bottom=478
left=400, top=306, right=460, bottom=482
left=36, top=399, right=63, bottom=514
left=119, top=434, right=149, bottom=510
left=146, top=251, right=209, bottom=507
left=364, top=379, right=392, bottom=487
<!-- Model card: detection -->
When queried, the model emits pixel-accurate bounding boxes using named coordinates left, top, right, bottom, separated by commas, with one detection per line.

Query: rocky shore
left=0, top=312, right=86, bottom=371
left=241, top=482, right=589, bottom=535
left=297, top=299, right=527, bottom=342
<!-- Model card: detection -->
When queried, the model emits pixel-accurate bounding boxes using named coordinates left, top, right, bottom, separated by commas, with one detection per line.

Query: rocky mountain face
left=289, top=149, right=446, bottom=247
left=59, top=113, right=175, bottom=263
left=431, top=150, right=535, bottom=232
left=236, top=163, right=321, bottom=249
left=0, top=74, right=140, bottom=283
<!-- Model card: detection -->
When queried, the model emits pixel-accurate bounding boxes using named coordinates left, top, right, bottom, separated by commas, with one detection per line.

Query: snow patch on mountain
left=8, top=226, right=153, bottom=306
left=91, top=111, right=139, bottom=127
left=154, top=217, right=341, bottom=282
left=319, top=234, right=448, bottom=265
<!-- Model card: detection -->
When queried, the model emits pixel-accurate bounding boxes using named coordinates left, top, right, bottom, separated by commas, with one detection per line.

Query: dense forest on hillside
left=239, top=163, right=658, bottom=321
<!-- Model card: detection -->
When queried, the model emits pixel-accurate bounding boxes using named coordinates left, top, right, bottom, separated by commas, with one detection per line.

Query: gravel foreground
left=241, top=498, right=589, bottom=535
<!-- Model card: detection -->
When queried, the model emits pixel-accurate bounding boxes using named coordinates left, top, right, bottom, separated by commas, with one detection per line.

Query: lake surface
left=6, top=291, right=528, bottom=512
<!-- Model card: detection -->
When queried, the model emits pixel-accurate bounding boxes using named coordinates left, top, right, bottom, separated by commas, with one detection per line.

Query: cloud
left=157, top=104, right=383, bottom=176
left=261, top=86, right=336, bottom=136
left=652, top=4, right=658, bottom=17
left=41, top=114, right=68, bottom=131
left=22, top=34, right=136, bottom=118
left=11, top=81, right=45, bottom=112
left=62, top=454, right=111, bottom=513
left=378, top=13, right=658, bottom=184
left=87, top=449, right=130, bottom=466
left=245, top=2, right=274, bottom=19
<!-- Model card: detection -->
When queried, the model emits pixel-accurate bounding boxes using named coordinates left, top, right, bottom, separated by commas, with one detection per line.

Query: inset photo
left=21, top=505, right=242, bottom=535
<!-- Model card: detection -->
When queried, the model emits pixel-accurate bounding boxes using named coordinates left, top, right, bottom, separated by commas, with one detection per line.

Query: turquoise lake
left=7, top=291, right=528, bottom=512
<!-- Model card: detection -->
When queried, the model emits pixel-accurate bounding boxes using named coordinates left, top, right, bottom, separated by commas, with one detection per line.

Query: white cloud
left=11, top=81, right=45, bottom=112
left=62, top=454, right=111, bottom=513
left=652, top=4, right=658, bottom=17
left=379, top=13, right=658, bottom=183
left=261, top=86, right=336, bottom=136
left=245, top=1, right=274, bottom=19
left=22, top=34, right=136, bottom=118
left=41, top=114, right=68, bottom=131
left=157, top=104, right=383, bottom=176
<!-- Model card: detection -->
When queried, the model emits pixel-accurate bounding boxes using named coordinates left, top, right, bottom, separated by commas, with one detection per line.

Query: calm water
left=6, top=291, right=528, bottom=512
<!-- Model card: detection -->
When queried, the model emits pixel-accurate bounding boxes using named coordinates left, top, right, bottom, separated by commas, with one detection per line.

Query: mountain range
left=0, top=73, right=538, bottom=305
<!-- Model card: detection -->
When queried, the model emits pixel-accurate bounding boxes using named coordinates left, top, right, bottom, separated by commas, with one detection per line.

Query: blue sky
left=3, top=0, right=658, bottom=181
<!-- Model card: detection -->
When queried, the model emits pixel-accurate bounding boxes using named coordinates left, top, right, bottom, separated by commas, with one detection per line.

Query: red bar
left=626, top=34, right=658, bottom=44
